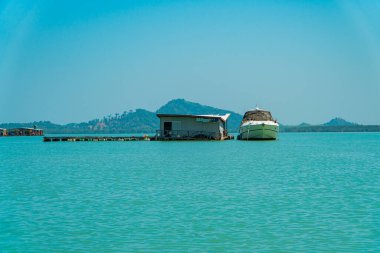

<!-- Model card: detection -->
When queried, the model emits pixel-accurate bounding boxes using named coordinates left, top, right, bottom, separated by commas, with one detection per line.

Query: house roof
left=9, top=127, right=43, bottom=131
left=156, top=113, right=231, bottom=122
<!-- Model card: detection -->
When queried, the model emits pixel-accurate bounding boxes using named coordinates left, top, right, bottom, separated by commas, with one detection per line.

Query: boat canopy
left=242, top=110, right=273, bottom=122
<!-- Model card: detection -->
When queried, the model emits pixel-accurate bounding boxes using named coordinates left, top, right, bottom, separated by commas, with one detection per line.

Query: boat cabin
left=156, top=113, right=231, bottom=140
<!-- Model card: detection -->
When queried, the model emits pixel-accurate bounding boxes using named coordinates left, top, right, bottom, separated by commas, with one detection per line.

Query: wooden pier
left=43, top=133, right=235, bottom=142
left=43, top=136, right=152, bottom=142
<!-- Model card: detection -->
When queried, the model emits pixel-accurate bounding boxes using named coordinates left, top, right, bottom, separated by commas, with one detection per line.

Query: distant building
left=0, top=128, right=7, bottom=136
left=156, top=113, right=231, bottom=140
left=7, top=127, right=44, bottom=136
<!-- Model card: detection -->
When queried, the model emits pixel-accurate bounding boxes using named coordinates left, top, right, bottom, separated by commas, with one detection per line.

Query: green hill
left=1, top=99, right=379, bottom=134
left=157, top=99, right=243, bottom=131
left=0, top=110, right=159, bottom=134
left=86, top=109, right=159, bottom=133
left=323, top=117, right=358, bottom=126
left=0, top=99, right=243, bottom=134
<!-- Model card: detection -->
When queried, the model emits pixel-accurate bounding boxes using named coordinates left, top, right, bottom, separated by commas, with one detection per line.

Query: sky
left=1, top=0, right=380, bottom=125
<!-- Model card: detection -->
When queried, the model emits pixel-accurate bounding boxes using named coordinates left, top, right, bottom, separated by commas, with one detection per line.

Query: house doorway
left=164, top=122, right=172, bottom=137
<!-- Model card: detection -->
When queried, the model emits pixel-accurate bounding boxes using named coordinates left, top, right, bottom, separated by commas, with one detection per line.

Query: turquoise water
left=1, top=133, right=379, bottom=252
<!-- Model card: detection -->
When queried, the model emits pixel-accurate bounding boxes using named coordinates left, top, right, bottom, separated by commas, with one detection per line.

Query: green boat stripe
left=240, top=129, right=278, bottom=135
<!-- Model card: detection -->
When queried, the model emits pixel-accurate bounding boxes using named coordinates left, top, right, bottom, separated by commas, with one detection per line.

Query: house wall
left=7, top=128, right=43, bottom=136
left=159, top=116, right=225, bottom=139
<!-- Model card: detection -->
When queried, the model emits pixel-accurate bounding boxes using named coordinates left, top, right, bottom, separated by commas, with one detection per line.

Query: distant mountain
left=281, top=117, right=377, bottom=132
left=0, top=109, right=158, bottom=134
left=157, top=99, right=243, bottom=131
left=298, top=122, right=311, bottom=127
left=281, top=124, right=380, bottom=132
left=87, top=109, right=159, bottom=133
left=1, top=99, right=379, bottom=134
left=323, top=117, right=358, bottom=126
left=0, top=121, right=64, bottom=132
left=0, top=99, right=243, bottom=134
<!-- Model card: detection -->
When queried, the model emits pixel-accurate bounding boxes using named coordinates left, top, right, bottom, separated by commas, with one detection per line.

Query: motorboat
left=238, top=107, right=279, bottom=140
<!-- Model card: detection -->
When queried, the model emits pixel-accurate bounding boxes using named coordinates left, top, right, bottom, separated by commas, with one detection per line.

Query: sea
left=1, top=133, right=379, bottom=252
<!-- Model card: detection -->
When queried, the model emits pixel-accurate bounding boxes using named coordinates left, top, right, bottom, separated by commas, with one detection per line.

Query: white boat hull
left=239, top=122, right=279, bottom=140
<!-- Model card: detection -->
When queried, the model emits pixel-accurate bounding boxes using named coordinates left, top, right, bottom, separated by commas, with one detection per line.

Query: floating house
left=0, top=128, right=6, bottom=136
left=7, top=127, right=44, bottom=136
left=156, top=113, right=231, bottom=140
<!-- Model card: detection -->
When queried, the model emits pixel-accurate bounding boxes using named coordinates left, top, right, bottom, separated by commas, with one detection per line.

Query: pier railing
left=155, top=130, right=222, bottom=140
left=42, top=132, right=234, bottom=142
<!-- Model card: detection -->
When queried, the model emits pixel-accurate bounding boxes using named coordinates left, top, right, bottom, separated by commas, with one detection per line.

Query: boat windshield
left=242, top=110, right=273, bottom=122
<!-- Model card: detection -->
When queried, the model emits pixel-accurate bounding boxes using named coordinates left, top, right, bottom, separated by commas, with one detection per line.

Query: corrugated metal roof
left=156, top=113, right=231, bottom=122
left=8, top=127, right=43, bottom=131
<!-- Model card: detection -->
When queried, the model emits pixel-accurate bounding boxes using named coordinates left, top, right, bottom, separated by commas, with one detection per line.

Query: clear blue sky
left=1, top=0, right=379, bottom=124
